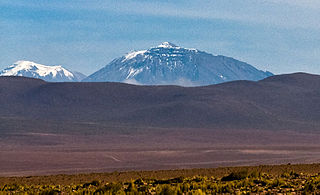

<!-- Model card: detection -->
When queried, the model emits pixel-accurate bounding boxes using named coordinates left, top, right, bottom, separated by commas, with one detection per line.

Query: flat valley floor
left=1, top=127, right=320, bottom=176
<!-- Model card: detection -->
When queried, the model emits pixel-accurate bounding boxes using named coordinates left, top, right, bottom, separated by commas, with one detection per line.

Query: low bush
left=221, top=170, right=248, bottom=181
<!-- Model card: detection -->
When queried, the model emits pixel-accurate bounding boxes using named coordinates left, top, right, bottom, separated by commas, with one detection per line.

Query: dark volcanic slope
left=0, top=73, right=320, bottom=133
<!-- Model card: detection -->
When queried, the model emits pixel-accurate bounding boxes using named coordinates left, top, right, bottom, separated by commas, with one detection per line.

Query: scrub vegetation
left=1, top=164, right=320, bottom=194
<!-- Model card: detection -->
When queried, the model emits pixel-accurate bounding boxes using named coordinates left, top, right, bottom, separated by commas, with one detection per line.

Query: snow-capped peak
left=84, top=42, right=273, bottom=86
left=157, top=42, right=179, bottom=48
left=3, top=60, right=73, bottom=77
left=0, top=60, right=85, bottom=82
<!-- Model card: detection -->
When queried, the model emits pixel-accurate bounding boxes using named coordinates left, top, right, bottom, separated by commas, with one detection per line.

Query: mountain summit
left=84, top=42, right=273, bottom=86
left=157, top=41, right=179, bottom=48
left=0, top=60, right=86, bottom=82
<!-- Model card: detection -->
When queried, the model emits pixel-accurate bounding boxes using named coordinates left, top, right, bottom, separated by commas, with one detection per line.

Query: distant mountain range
left=0, top=61, right=86, bottom=82
left=84, top=42, right=273, bottom=86
left=1, top=42, right=272, bottom=85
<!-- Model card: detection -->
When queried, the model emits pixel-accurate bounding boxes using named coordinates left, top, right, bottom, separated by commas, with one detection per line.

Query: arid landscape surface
left=1, top=127, right=320, bottom=176
left=1, top=73, right=320, bottom=176
left=1, top=163, right=320, bottom=194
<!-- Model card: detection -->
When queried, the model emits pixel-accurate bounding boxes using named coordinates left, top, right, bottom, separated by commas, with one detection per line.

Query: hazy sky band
left=1, top=0, right=320, bottom=75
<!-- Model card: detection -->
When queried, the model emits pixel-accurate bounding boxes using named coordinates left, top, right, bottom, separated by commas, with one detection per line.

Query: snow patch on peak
left=126, top=67, right=144, bottom=79
left=157, top=42, right=179, bottom=48
left=124, top=50, right=147, bottom=61
left=155, top=42, right=199, bottom=52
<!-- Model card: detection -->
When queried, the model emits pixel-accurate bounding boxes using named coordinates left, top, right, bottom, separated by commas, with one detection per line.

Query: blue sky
left=1, top=0, right=320, bottom=76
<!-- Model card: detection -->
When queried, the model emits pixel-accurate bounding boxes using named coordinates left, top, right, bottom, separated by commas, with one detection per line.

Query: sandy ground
left=1, top=128, right=320, bottom=176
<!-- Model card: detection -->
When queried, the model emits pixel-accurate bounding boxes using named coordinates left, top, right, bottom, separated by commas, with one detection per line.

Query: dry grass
left=1, top=163, right=320, bottom=194
left=1, top=163, right=319, bottom=186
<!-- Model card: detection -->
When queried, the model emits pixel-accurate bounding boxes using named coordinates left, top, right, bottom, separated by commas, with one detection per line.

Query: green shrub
left=83, top=180, right=100, bottom=187
left=126, top=181, right=139, bottom=194
left=221, top=170, right=248, bottom=181
left=157, top=185, right=177, bottom=195
left=154, top=177, right=184, bottom=184
left=304, top=182, right=316, bottom=192
left=40, top=189, right=61, bottom=195
left=271, top=178, right=286, bottom=188
left=94, top=182, right=122, bottom=194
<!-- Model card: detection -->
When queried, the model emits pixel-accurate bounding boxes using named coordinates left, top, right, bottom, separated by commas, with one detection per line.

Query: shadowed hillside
left=0, top=73, right=320, bottom=133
